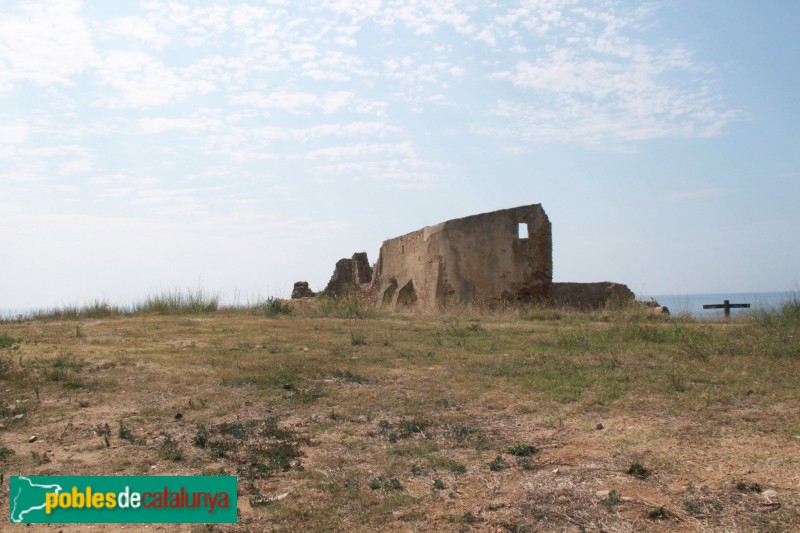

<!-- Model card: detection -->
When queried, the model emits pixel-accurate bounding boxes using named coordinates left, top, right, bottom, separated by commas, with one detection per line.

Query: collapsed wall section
left=549, top=282, right=635, bottom=310
left=324, top=252, right=373, bottom=297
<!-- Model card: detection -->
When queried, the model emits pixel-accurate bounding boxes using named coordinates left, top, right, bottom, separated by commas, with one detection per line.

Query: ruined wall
left=291, top=281, right=316, bottom=299
left=372, top=204, right=552, bottom=308
left=324, top=252, right=373, bottom=297
left=548, top=282, right=635, bottom=310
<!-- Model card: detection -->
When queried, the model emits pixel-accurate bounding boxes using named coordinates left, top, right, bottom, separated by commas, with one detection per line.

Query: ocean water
left=645, top=291, right=792, bottom=318
left=0, top=307, right=38, bottom=320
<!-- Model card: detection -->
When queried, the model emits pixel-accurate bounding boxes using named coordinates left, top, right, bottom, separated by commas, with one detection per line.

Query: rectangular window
left=518, top=222, right=528, bottom=239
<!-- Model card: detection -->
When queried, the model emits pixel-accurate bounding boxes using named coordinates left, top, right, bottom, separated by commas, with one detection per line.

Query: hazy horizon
left=2, top=1, right=798, bottom=309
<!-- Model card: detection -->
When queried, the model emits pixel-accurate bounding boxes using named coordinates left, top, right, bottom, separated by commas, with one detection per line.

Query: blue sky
left=1, top=0, right=798, bottom=309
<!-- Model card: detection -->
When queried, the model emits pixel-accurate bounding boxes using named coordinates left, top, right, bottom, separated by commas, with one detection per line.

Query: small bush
left=259, top=417, right=292, bottom=439
left=118, top=419, right=139, bottom=444
left=683, top=485, right=723, bottom=516
left=0, top=356, right=12, bottom=377
left=218, top=421, right=250, bottom=440
left=0, top=446, right=14, bottom=461
left=516, top=457, right=535, bottom=470
left=350, top=331, right=367, bottom=346
left=0, top=333, right=21, bottom=350
left=192, top=424, right=209, bottom=448
left=369, top=476, right=402, bottom=491
left=159, top=433, right=183, bottom=461
left=627, top=461, right=650, bottom=479
left=665, top=367, right=687, bottom=392
left=332, top=369, right=369, bottom=384
left=489, top=456, right=506, bottom=471
left=601, top=489, right=621, bottom=509
left=507, top=444, right=538, bottom=457
left=256, top=297, right=292, bottom=317
left=461, top=512, right=478, bottom=524
left=209, top=439, right=237, bottom=458
left=93, top=423, right=111, bottom=437
left=446, top=461, right=467, bottom=474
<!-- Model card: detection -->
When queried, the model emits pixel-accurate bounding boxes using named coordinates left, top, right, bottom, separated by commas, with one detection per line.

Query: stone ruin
left=291, top=281, right=315, bottom=299
left=294, top=203, right=643, bottom=310
left=324, top=252, right=373, bottom=297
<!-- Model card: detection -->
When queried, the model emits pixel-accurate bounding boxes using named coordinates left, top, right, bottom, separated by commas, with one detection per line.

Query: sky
left=1, top=0, right=799, bottom=310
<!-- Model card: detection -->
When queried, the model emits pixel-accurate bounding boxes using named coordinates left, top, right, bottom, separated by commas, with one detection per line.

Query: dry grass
left=0, top=298, right=798, bottom=532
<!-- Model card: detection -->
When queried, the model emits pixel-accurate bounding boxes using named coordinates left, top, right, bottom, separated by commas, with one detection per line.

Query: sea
left=644, top=291, right=791, bottom=319
left=0, top=291, right=794, bottom=320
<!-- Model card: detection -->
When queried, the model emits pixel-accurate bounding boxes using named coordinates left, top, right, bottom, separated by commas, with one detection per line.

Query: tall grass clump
left=314, top=294, right=374, bottom=319
left=0, top=332, right=20, bottom=377
left=743, top=289, right=800, bottom=358
left=253, top=297, right=292, bottom=317
left=29, top=300, right=124, bottom=320
left=133, top=289, right=219, bottom=315
left=779, top=291, right=800, bottom=321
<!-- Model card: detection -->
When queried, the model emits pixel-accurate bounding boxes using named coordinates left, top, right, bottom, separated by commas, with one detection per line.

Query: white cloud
left=0, top=0, right=97, bottom=91
left=231, top=90, right=354, bottom=114
left=383, top=56, right=464, bottom=91
left=324, top=0, right=382, bottom=20
left=101, top=16, right=170, bottom=48
left=381, top=1, right=475, bottom=36
left=306, top=141, right=414, bottom=160
left=286, top=43, right=319, bottom=62
left=302, top=66, right=351, bottom=81
left=0, top=122, right=30, bottom=145
left=138, top=3, right=231, bottom=46
left=59, top=159, right=94, bottom=177
left=138, top=114, right=225, bottom=134
left=486, top=3, right=740, bottom=144
left=89, top=173, right=158, bottom=186
left=96, top=50, right=196, bottom=107
left=312, top=157, right=445, bottom=189
left=320, top=91, right=355, bottom=113
left=355, top=100, right=389, bottom=116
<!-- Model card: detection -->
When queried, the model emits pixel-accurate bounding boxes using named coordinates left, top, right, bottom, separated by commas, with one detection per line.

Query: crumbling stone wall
left=324, top=252, right=373, bottom=297
left=291, top=281, right=315, bottom=299
left=372, top=204, right=552, bottom=308
left=549, top=282, right=635, bottom=310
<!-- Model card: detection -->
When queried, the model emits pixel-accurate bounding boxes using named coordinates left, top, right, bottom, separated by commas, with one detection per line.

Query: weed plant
left=254, top=297, right=292, bottom=317
left=159, top=433, right=183, bottom=461
left=133, top=289, right=219, bottom=315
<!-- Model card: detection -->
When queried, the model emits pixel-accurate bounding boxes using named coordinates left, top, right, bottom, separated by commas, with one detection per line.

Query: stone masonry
left=323, top=252, right=373, bottom=297
left=370, top=204, right=552, bottom=308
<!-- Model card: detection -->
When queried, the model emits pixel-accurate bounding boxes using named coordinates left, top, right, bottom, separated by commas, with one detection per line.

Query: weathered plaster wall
left=372, top=204, right=552, bottom=308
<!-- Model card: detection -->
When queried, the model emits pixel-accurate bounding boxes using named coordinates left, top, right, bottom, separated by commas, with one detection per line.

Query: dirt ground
left=1, top=310, right=798, bottom=531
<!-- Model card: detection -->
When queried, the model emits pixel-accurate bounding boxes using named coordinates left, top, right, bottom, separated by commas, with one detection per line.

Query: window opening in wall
left=518, top=222, right=528, bottom=239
